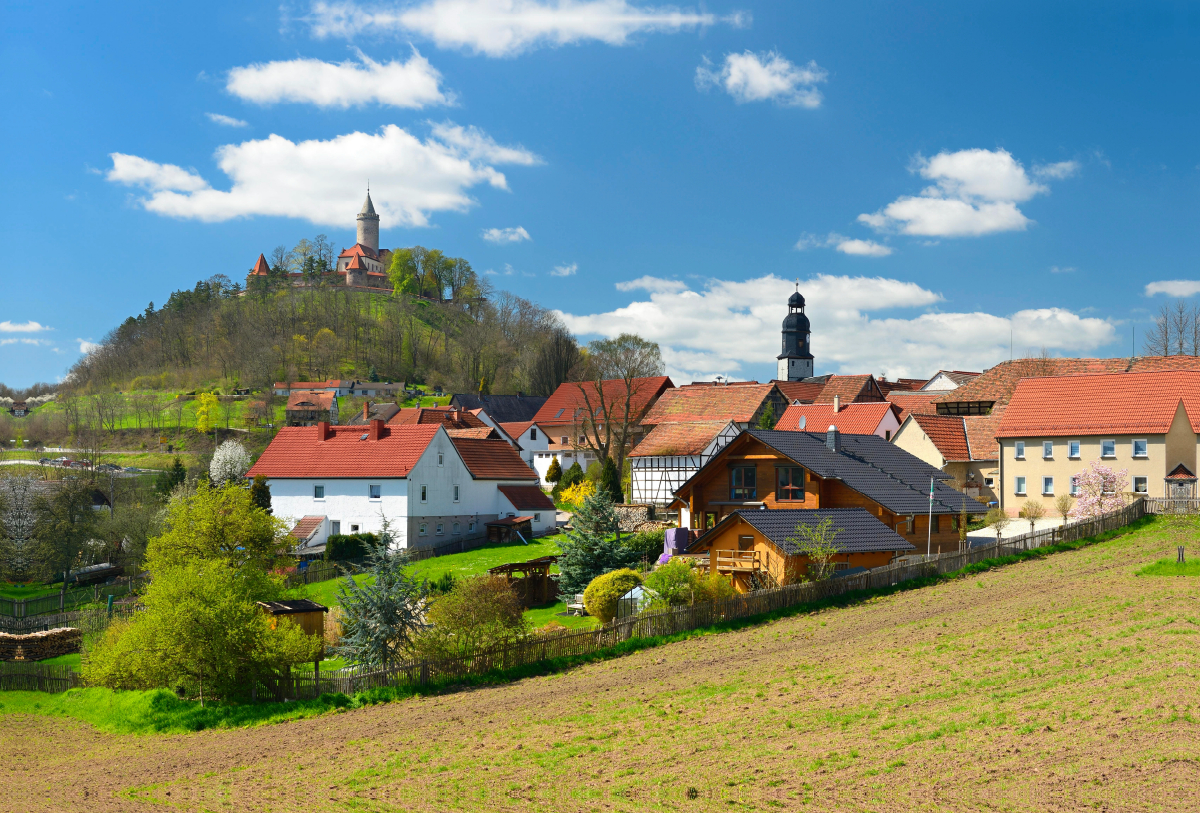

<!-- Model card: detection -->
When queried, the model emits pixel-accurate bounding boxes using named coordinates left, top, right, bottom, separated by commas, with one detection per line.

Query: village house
left=285, top=391, right=338, bottom=427
left=628, top=381, right=787, bottom=505
left=891, top=412, right=1001, bottom=505
left=274, top=379, right=353, bottom=397
left=684, top=508, right=916, bottom=591
left=995, top=370, right=1200, bottom=512
left=497, top=421, right=549, bottom=472
left=774, top=398, right=901, bottom=440
left=670, top=427, right=989, bottom=555
left=247, top=421, right=549, bottom=554
left=448, top=392, right=548, bottom=424
left=920, top=370, right=981, bottom=391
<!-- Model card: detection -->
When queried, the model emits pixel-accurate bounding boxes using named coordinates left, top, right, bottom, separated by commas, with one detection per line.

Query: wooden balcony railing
left=714, top=550, right=761, bottom=572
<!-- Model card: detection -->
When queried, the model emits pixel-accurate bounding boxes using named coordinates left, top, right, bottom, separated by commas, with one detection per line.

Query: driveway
left=967, top=516, right=1074, bottom=544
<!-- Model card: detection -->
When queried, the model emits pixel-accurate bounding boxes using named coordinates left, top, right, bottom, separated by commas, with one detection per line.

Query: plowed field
left=3, top=520, right=1199, bottom=812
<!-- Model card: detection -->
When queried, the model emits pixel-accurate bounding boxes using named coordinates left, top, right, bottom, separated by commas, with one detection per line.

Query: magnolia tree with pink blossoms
left=1068, top=461, right=1129, bottom=520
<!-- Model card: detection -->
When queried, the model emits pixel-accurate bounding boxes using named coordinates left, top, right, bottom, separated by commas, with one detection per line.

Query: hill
left=3, top=518, right=1193, bottom=810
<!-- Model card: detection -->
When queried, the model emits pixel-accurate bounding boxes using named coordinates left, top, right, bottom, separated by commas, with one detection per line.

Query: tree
left=600, top=455, right=623, bottom=504
left=413, top=576, right=529, bottom=660
left=1019, top=499, right=1046, bottom=533
left=985, top=508, right=1011, bottom=543
left=368, top=365, right=380, bottom=383
left=1069, top=461, right=1129, bottom=520
left=545, top=456, right=563, bottom=484
left=210, top=440, right=252, bottom=486
left=147, top=481, right=290, bottom=573
left=582, top=568, right=641, bottom=623
left=1054, top=494, right=1073, bottom=526
left=787, top=516, right=842, bottom=581
left=572, top=333, right=664, bottom=477
left=250, top=474, right=272, bottom=514
left=195, top=392, right=219, bottom=433
left=155, top=456, right=187, bottom=499
left=556, top=489, right=639, bottom=598
left=756, top=402, right=777, bottom=430
left=530, top=328, right=581, bottom=396
left=1143, top=298, right=1200, bottom=356
left=387, top=248, right=420, bottom=297
left=32, top=478, right=100, bottom=580
left=335, top=521, right=428, bottom=666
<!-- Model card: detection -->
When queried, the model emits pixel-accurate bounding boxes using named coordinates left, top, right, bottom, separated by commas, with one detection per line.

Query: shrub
left=583, top=568, right=642, bottom=623
left=324, top=533, right=378, bottom=562
left=559, top=479, right=596, bottom=509
left=425, top=571, right=458, bottom=596
left=413, top=576, right=529, bottom=659
left=623, top=528, right=666, bottom=561
left=556, top=489, right=639, bottom=598
left=600, top=456, right=623, bottom=504
left=641, top=558, right=736, bottom=610
left=545, top=457, right=563, bottom=484
left=586, top=461, right=603, bottom=483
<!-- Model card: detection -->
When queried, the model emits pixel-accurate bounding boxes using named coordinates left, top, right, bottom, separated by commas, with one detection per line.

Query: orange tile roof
left=499, top=421, right=537, bottom=438
left=248, top=424, right=440, bottom=479
left=813, top=375, right=884, bottom=404
left=630, top=421, right=731, bottom=457
left=641, top=382, right=778, bottom=425
left=996, top=370, right=1200, bottom=437
left=532, top=377, right=674, bottom=426
left=388, top=406, right=487, bottom=429
left=877, top=379, right=920, bottom=396
left=885, top=390, right=942, bottom=421
left=345, top=254, right=368, bottom=270
left=286, top=391, right=334, bottom=410
left=776, top=402, right=897, bottom=435
left=250, top=253, right=270, bottom=276
left=908, top=414, right=971, bottom=462
left=497, top=485, right=556, bottom=511
left=338, top=243, right=379, bottom=260
left=962, top=411, right=1003, bottom=461
left=1167, top=464, right=1196, bottom=480
left=289, top=515, right=325, bottom=540
left=773, top=380, right=827, bottom=403
left=450, top=437, right=539, bottom=480
left=446, top=426, right=501, bottom=440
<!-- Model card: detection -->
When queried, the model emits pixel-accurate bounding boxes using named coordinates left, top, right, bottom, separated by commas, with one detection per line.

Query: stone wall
left=0, top=628, right=81, bottom=661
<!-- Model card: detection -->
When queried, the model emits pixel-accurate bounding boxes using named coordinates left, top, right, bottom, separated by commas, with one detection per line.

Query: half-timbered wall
left=630, top=422, right=742, bottom=506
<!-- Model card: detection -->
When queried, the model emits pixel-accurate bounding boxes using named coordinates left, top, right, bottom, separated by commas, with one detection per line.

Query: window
left=437, top=452, right=444, bottom=466
left=1068, top=440, right=1080, bottom=459
left=730, top=466, right=757, bottom=500
left=369, top=484, right=381, bottom=500
left=530, top=427, right=537, bottom=440
left=1042, top=441, right=1053, bottom=459
left=468, top=520, right=476, bottom=532
left=1042, top=476, right=1054, bottom=496
left=738, top=535, right=754, bottom=551
left=1101, top=439, right=1116, bottom=458
left=776, top=467, right=805, bottom=501
left=313, top=485, right=325, bottom=499
left=350, top=524, right=359, bottom=533
left=1132, top=439, right=1148, bottom=458
left=453, top=522, right=460, bottom=534
left=420, top=485, right=428, bottom=503
left=1071, top=476, right=1081, bottom=496
left=453, top=484, right=460, bottom=503
left=436, top=523, right=444, bottom=535
left=534, top=512, right=541, bottom=522
left=1014, top=476, right=1027, bottom=496
left=560, top=436, right=568, bottom=445
left=885, top=430, right=892, bottom=441
left=1133, top=476, right=1148, bottom=494
left=1014, top=441, right=1025, bottom=459
left=419, top=523, right=427, bottom=535
left=984, top=477, right=995, bottom=488
left=330, top=520, right=341, bottom=536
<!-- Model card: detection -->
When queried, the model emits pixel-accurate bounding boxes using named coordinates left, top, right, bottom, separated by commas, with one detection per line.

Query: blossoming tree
left=1068, top=461, right=1128, bottom=520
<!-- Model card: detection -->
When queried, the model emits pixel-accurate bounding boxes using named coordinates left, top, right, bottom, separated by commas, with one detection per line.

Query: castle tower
left=356, top=190, right=380, bottom=252
left=777, top=286, right=814, bottom=381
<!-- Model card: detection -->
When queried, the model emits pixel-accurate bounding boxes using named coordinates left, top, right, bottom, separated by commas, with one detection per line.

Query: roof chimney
left=363, top=401, right=371, bottom=420
left=833, top=394, right=841, bottom=413
left=317, top=421, right=331, bottom=441
left=826, top=425, right=841, bottom=453
left=369, top=418, right=385, bottom=441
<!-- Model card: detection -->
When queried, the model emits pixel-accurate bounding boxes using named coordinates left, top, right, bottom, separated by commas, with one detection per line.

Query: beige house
left=994, top=370, right=1200, bottom=513
left=891, top=412, right=1001, bottom=505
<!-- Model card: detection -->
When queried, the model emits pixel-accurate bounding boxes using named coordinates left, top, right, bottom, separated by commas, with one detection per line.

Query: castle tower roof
left=250, top=253, right=270, bottom=276
left=360, top=192, right=377, bottom=217
left=345, top=254, right=368, bottom=270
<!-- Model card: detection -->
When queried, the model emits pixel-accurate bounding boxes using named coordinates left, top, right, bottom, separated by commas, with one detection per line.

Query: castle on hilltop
left=247, top=191, right=393, bottom=290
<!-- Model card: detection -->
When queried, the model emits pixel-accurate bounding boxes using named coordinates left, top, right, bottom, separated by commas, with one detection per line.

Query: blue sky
left=3, top=1, right=1199, bottom=388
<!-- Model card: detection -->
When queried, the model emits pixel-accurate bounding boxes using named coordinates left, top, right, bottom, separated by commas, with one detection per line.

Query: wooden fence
left=264, top=499, right=1146, bottom=701
left=1144, top=498, right=1200, bottom=515
left=0, top=603, right=140, bottom=636
left=0, top=580, right=141, bottom=620
left=0, top=661, right=80, bottom=693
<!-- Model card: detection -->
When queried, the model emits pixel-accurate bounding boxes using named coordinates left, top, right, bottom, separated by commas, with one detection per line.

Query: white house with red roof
left=247, top=420, right=550, bottom=554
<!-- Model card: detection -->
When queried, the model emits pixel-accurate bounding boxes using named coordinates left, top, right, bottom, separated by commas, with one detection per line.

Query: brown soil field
left=3, top=520, right=1200, bottom=812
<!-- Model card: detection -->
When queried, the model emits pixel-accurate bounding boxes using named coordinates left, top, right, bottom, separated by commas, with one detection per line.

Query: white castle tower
left=356, top=190, right=379, bottom=252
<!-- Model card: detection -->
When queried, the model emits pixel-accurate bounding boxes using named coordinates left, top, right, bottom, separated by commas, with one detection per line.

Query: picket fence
left=0, top=661, right=80, bottom=693
left=0, top=603, right=139, bottom=636
left=264, top=499, right=1147, bottom=701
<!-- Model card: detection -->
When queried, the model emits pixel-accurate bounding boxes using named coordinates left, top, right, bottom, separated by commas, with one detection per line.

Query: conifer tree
left=545, top=456, right=563, bottom=484
left=600, top=455, right=623, bottom=504
left=556, top=489, right=638, bottom=599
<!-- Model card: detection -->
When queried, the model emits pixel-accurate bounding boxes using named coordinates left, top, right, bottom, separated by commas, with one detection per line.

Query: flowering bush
left=559, top=479, right=596, bottom=509
left=210, top=440, right=252, bottom=486
left=1068, top=461, right=1128, bottom=520
left=656, top=552, right=672, bottom=566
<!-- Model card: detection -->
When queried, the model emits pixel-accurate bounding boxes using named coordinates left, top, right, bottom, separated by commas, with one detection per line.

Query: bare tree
left=1143, top=298, right=1200, bottom=356
left=573, top=334, right=665, bottom=477
left=530, top=327, right=581, bottom=396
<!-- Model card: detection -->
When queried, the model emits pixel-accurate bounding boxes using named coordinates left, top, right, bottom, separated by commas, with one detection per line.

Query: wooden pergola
left=488, top=555, right=558, bottom=607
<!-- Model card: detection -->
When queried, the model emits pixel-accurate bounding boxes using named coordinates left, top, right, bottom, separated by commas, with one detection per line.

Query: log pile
left=0, top=628, right=82, bottom=661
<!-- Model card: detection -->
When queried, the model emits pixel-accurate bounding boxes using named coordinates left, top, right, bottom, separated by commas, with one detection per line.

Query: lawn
left=1137, top=557, right=1200, bottom=576
left=0, top=582, right=58, bottom=601
left=4, top=515, right=1195, bottom=810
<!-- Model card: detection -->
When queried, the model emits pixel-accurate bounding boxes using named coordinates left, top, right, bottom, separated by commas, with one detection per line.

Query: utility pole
left=927, top=477, right=934, bottom=557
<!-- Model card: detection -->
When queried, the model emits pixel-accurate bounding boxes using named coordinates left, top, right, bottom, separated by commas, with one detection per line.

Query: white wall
left=512, top=424, right=548, bottom=466
left=532, top=448, right=597, bottom=486
left=270, top=477, right=410, bottom=548
left=497, top=494, right=556, bottom=536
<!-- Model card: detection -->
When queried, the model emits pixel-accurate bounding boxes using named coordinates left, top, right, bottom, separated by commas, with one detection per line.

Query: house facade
left=499, top=421, right=550, bottom=474
left=891, top=412, right=1001, bottom=505
left=285, top=391, right=338, bottom=426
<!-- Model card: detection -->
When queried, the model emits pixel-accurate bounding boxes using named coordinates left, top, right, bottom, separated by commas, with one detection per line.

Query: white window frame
left=1042, top=476, right=1054, bottom=496
left=1042, top=441, right=1054, bottom=460
left=419, top=523, right=427, bottom=535
left=534, top=512, right=541, bottom=522
left=453, top=484, right=460, bottom=503
left=1068, top=440, right=1080, bottom=459
left=436, top=523, right=444, bottom=535
left=437, top=452, right=444, bottom=467
left=313, top=484, right=325, bottom=500
left=1014, top=441, right=1025, bottom=460
left=1132, top=439, right=1148, bottom=459
left=469, top=520, right=476, bottom=532
left=368, top=484, right=381, bottom=500
left=1014, top=476, right=1027, bottom=496
left=1101, top=439, right=1116, bottom=458
left=420, top=484, right=428, bottom=503
left=1070, top=476, right=1081, bottom=496
left=1133, top=476, right=1148, bottom=494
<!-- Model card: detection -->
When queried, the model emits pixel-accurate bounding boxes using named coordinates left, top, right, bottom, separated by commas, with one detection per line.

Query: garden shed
left=257, top=599, right=329, bottom=640
left=485, top=516, right=533, bottom=544
left=487, top=555, right=558, bottom=607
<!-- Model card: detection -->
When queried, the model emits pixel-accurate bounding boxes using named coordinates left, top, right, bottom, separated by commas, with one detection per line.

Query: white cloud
left=557, top=274, right=1115, bottom=381
left=0, top=321, right=50, bottom=333
left=0, top=338, right=52, bottom=347
left=77, top=339, right=100, bottom=354
left=1034, top=160, right=1080, bottom=180
left=1145, top=280, right=1200, bottom=297
left=481, top=226, right=531, bottom=243
left=226, top=50, right=452, bottom=108
left=1049, top=265, right=1076, bottom=274
left=206, top=112, right=249, bottom=127
left=696, top=51, right=826, bottom=107
left=106, top=123, right=540, bottom=227
left=858, top=148, right=1072, bottom=238
left=550, top=262, right=577, bottom=277
left=306, top=0, right=741, bottom=57
left=794, top=232, right=892, bottom=257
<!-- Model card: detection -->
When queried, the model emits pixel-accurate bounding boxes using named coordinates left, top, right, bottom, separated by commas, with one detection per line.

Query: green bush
left=324, top=533, right=378, bottom=561
left=582, top=568, right=642, bottom=623
left=546, top=457, right=563, bottom=484
left=586, top=461, right=603, bottom=483
left=623, top=528, right=665, bottom=561
left=552, top=461, right=585, bottom=502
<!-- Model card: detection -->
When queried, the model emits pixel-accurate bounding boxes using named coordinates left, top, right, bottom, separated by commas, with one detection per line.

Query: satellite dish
left=798, top=415, right=806, bottom=430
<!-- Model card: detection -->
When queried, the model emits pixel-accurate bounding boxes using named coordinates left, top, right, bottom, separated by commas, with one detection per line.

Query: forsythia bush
left=559, top=479, right=596, bottom=509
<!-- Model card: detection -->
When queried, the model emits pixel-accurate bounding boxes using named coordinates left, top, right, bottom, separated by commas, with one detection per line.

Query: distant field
left=3, top=517, right=1193, bottom=810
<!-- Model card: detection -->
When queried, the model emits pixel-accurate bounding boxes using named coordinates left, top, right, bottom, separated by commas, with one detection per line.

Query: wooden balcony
left=714, top=550, right=761, bottom=572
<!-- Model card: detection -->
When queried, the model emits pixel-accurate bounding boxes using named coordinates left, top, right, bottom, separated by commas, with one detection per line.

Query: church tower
left=777, top=286, right=814, bottom=381
left=356, top=190, right=379, bottom=252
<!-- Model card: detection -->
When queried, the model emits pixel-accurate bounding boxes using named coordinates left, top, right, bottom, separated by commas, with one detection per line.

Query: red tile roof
left=962, top=411, right=1003, bottom=461
left=885, top=390, right=942, bottom=422
left=446, top=426, right=501, bottom=440
left=996, top=370, right=1200, bottom=437
left=773, top=380, right=827, bottom=403
left=499, top=421, right=537, bottom=439
left=450, top=437, right=539, bottom=480
left=813, top=375, right=884, bottom=404
left=1167, top=464, right=1196, bottom=480
left=250, top=253, right=270, bottom=276
left=248, top=424, right=440, bottom=479
left=498, top=485, right=556, bottom=510
left=345, top=254, right=368, bottom=270
left=289, top=515, right=325, bottom=541
left=389, top=407, right=488, bottom=429
left=908, top=414, right=971, bottom=462
left=630, top=420, right=731, bottom=457
left=776, top=402, right=898, bottom=435
left=338, top=243, right=379, bottom=260
left=286, top=391, right=334, bottom=410
left=532, top=377, right=674, bottom=426
left=641, top=382, right=778, bottom=425
left=877, top=379, right=920, bottom=396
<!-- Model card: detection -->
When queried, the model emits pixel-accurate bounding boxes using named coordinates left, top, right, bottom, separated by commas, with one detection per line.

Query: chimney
left=363, top=401, right=372, bottom=420
left=826, top=425, right=841, bottom=453
left=316, top=421, right=331, bottom=441
left=833, top=394, right=841, bottom=413
left=369, top=418, right=385, bottom=441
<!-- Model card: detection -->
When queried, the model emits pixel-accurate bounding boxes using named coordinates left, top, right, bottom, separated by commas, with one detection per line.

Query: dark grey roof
left=448, top=393, right=548, bottom=423
left=727, top=508, right=916, bottom=555
left=344, top=403, right=401, bottom=425
left=745, top=429, right=989, bottom=516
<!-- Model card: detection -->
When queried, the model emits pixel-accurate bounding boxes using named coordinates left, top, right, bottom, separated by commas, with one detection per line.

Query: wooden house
left=670, top=427, right=989, bottom=554
left=686, top=508, right=915, bottom=591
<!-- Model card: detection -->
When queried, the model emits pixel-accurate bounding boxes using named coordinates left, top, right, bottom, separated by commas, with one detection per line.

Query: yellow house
left=891, top=412, right=1001, bottom=505
left=994, top=370, right=1200, bottom=513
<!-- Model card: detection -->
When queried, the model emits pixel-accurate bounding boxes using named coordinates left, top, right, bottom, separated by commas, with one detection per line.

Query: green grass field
left=1137, top=557, right=1200, bottom=576
left=0, top=583, right=58, bottom=601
